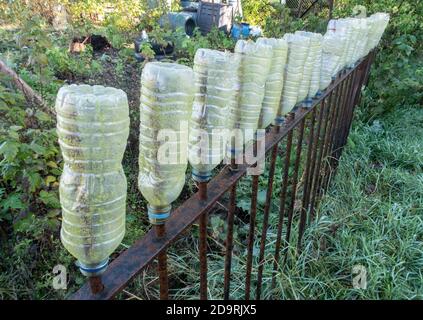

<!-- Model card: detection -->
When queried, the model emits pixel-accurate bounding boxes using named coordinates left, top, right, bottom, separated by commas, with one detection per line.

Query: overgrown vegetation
left=0, top=0, right=422, bottom=299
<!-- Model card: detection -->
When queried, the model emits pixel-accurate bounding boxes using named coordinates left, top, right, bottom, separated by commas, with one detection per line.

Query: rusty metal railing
left=70, top=51, right=375, bottom=300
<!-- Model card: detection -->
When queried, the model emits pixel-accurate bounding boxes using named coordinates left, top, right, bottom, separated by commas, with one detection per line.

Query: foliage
left=0, top=78, right=68, bottom=300
left=243, top=0, right=329, bottom=37
left=139, top=42, right=155, bottom=61
left=242, top=0, right=279, bottom=27
left=0, top=77, right=61, bottom=232
left=335, top=0, right=423, bottom=116
left=47, top=45, right=103, bottom=79
left=170, top=27, right=235, bottom=65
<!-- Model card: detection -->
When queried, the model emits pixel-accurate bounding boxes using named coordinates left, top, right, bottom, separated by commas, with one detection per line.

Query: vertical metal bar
left=156, top=224, right=168, bottom=300
left=310, top=89, right=336, bottom=216
left=330, top=74, right=350, bottom=161
left=305, top=99, right=326, bottom=222
left=363, top=51, right=375, bottom=87
left=340, top=65, right=368, bottom=151
left=198, top=182, right=208, bottom=300
left=223, top=160, right=237, bottom=300
left=319, top=76, right=346, bottom=196
left=284, top=112, right=306, bottom=259
left=270, top=114, right=294, bottom=294
left=327, top=72, right=355, bottom=186
left=324, top=70, right=355, bottom=194
left=337, top=69, right=358, bottom=158
left=245, top=174, right=259, bottom=300
left=310, top=97, right=331, bottom=216
left=329, top=73, right=349, bottom=157
left=352, top=65, right=366, bottom=108
left=334, top=71, right=355, bottom=160
left=344, top=64, right=369, bottom=147
left=89, top=276, right=104, bottom=295
left=297, top=107, right=317, bottom=249
left=256, top=139, right=279, bottom=300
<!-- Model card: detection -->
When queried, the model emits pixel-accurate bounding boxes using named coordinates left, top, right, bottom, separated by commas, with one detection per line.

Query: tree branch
left=0, top=58, right=51, bottom=113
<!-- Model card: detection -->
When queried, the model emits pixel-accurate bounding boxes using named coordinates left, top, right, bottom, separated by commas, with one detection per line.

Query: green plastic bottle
left=189, top=48, right=240, bottom=180
left=138, top=62, right=194, bottom=223
left=56, top=84, right=129, bottom=273
left=279, top=34, right=310, bottom=117
left=231, top=40, right=272, bottom=147
left=256, top=37, right=288, bottom=128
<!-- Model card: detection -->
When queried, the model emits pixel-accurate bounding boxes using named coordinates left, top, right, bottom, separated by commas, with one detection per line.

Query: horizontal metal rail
left=71, top=51, right=375, bottom=300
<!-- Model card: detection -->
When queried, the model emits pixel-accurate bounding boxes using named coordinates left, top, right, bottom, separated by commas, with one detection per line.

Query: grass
left=249, top=105, right=423, bottom=299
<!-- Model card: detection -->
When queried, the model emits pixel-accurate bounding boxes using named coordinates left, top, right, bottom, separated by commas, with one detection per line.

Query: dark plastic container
left=197, top=1, right=233, bottom=34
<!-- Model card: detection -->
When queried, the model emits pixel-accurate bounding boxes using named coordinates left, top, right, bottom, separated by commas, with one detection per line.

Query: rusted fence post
left=155, top=224, right=168, bottom=300
left=198, top=181, right=208, bottom=300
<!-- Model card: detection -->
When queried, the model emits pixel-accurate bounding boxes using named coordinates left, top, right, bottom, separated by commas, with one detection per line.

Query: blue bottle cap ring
left=192, top=169, right=212, bottom=183
left=76, top=258, right=109, bottom=277
left=274, top=116, right=286, bottom=126
left=148, top=204, right=171, bottom=225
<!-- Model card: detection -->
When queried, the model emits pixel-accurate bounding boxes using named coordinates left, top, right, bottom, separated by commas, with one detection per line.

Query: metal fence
left=70, top=51, right=376, bottom=300
left=285, top=0, right=334, bottom=18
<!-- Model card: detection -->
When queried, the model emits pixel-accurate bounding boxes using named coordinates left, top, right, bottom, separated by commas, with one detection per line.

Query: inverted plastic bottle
left=189, top=49, right=240, bottom=181
left=373, top=13, right=390, bottom=47
left=56, top=84, right=129, bottom=275
left=309, top=34, right=323, bottom=98
left=230, top=40, right=272, bottom=149
left=295, top=31, right=315, bottom=104
left=348, top=18, right=362, bottom=66
left=256, top=37, right=288, bottom=129
left=278, top=33, right=310, bottom=119
left=339, top=19, right=355, bottom=68
left=364, top=15, right=377, bottom=55
left=328, top=18, right=353, bottom=71
left=138, top=62, right=194, bottom=224
left=375, top=13, right=389, bottom=45
left=340, top=18, right=361, bottom=67
left=354, top=18, right=369, bottom=60
left=319, top=30, right=346, bottom=91
left=365, top=13, right=390, bottom=54
left=295, top=31, right=323, bottom=102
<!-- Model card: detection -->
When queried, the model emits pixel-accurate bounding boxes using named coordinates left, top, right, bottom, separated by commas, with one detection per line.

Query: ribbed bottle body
left=138, top=62, right=194, bottom=208
left=230, top=40, right=272, bottom=148
left=279, top=34, right=310, bottom=116
left=257, top=37, right=288, bottom=129
left=189, top=49, right=240, bottom=175
left=56, top=84, right=129, bottom=266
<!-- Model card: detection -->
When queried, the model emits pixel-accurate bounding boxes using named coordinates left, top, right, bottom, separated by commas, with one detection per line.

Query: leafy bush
left=0, top=78, right=62, bottom=233
left=46, top=45, right=103, bottom=79
left=334, top=0, right=423, bottom=116
left=0, top=78, right=71, bottom=300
